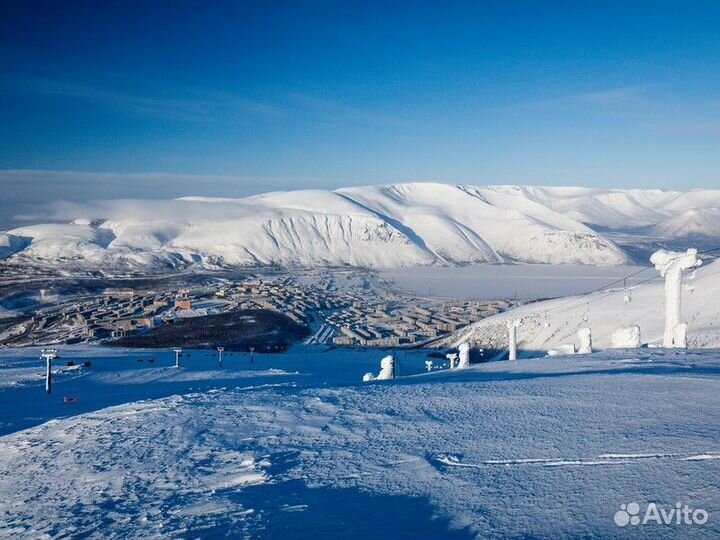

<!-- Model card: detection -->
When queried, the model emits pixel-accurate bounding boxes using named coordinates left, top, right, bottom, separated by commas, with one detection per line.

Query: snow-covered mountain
left=443, top=256, right=720, bottom=351
left=2, top=183, right=720, bottom=271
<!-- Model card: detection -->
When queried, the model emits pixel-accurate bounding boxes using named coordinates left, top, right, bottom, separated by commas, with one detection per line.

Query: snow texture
left=1, top=346, right=720, bottom=539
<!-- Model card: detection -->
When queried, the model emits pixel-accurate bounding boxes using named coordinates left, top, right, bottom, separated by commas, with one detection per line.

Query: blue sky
left=1, top=0, right=719, bottom=215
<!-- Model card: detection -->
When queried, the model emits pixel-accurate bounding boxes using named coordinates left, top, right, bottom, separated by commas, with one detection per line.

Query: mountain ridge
left=2, top=183, right=720, bottom=271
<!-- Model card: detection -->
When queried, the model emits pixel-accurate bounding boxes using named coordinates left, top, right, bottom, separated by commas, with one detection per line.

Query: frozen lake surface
left=379, top=264, right=649, bottom=299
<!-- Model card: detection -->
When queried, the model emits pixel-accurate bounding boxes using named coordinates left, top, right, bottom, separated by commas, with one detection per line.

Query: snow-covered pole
left=378, top=355, right=395, bottom=380
left=674, top=323, right=688, bottom=349
left=363, top=355, right=399, bottom=382
left=217, top=346, right=224, bottom=368
left=40, top=349, right=57, bottom=394
left=174, top=347, right=182, bottom=368
left=650, top=248, right=702, bottom=348
left=457, top=343, right=470, bottom=369
left=507, top=319, right=522, bottom=361
left=445, top=352, right=458, bottom=369
left=577, top=327, right=592, bottom=354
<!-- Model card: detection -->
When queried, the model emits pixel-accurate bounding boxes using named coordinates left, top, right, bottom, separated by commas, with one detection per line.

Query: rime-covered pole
left=507, top=319, right=522, bottom=361
left=650, top=248, right=702, bottom=348
left=40, top=349, right=57, bottom=394
left=577, top=327, right=592, bottom=354
left=45, top=356, right=52, bottom=393
left=217, top=347, right=224, bottom=368
left=365, top=355, right=396, bottom=381
left=174, top=347, right=182, bottom=368
left=377, top=355, right=395, bottom=380
left=674, top=323, right=688, bottom=349
left=457, top=343, right=470, bottom=369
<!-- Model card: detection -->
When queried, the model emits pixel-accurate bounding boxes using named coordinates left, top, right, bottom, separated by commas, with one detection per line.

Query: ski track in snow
left=433, top=451, right=720, bottom=468
left=1, top=348, right=720, bottom=539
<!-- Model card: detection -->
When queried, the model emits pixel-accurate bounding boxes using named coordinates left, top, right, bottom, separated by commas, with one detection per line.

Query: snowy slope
left=653, top=207, right=720, bottom=238
left=1, top=346, right=719, bottom=539
left=0, top=233, right=29, bottom=259
left=3, top=183, right=720, bottom=271
left=444, top=256, right=720, bottom=352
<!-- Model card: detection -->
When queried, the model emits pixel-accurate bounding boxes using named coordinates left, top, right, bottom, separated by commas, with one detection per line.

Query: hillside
left=2, top=183, right=720, bottom=272
left=442, top=256, right=720, bottom=352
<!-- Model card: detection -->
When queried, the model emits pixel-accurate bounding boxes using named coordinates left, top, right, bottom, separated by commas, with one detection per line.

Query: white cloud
left=0, top=169, right=346, bottom=229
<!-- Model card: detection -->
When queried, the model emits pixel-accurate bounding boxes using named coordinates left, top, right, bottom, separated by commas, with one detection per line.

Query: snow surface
left=16, top=182, right=720, bottom=270
left=1, top=346, right=719, bottom=539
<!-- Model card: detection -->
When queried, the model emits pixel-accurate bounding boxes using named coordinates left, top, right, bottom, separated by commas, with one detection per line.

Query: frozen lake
left=378, top=264, right=650, bottom=300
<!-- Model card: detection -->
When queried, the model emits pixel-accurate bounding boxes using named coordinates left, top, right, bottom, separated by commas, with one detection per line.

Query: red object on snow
left=63, top=396, right=79, bottom=403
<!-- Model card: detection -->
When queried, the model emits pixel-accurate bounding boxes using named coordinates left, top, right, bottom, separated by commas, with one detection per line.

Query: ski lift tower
left=650, top=248, right=702, bottom=348
left=217, top=347, right=224, bottom=368
left=173, top=347, right=183, bottom=368
left=40, top=349, right=58, bottom=394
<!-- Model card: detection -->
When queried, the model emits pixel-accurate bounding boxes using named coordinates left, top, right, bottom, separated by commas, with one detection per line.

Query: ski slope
left=0, top=346, right=719, bottom=539
left=444, top=255, right=720, bottom=352
left=5, top=183, right=720, bottom=272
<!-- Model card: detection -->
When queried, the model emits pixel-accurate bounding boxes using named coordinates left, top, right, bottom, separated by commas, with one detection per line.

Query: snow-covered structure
left=507, top=319, right=522, bottom=361
left=364, top=355, right=396, bottom=381
left=40, top=349, right=57, bottom=394
left=378, top=355, right=395, bottom=380
left=650, top=248, right=702, bottom=348
left=445, top=353, right=458, bottom=369
left=174, top=347, right=182, bottom=368
left=674, top=322, right=688, bottom=349
left=611, top=326, right=641, bottom=348
left=457, top=343, right=470, bottom=369
left=577, top=327, right=592, bottom=354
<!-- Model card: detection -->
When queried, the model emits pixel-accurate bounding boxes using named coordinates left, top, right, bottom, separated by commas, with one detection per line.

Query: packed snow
left=1, top=346, right=719, bottom=539
left=10, top=183, right=720, bottom=271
